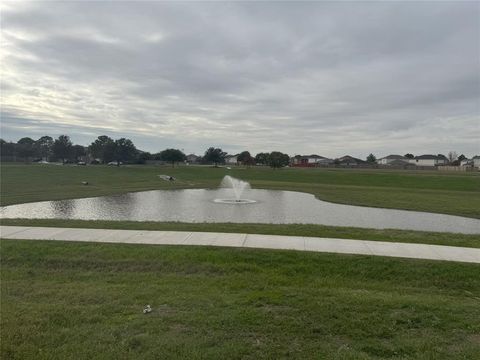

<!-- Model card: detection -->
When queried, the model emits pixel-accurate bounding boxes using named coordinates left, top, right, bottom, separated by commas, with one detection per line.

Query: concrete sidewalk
left=1, top=225, right=479, bottom=263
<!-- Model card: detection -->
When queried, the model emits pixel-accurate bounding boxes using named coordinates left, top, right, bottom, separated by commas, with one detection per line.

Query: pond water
left=1, top=189, right=479, bottom=234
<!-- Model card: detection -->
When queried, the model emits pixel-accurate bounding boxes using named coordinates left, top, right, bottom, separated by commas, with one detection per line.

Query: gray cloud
left=1, top=1, right=479, bottom=157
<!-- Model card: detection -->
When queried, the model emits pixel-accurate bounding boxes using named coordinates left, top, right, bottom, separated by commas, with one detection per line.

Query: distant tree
left=268, top=151, right=290, bottom=169
left=254, top=152, right=270, bottom=165
left=88, top=135, right=116, bottom=163
left=237, top=151, right=254, bottom=166
left=244, top=156, right=256, bottom=167
left=136, top=151, right=152, bottom=164
left=204, top=147, right=226, bottom=166
left=404, top=153, right=414, bottom=159
left=159, top=148, right=186, bottom=167
left=114, top=138, right=137, bottom=164
left=366, top=153, right=377, bottom=163
left=447, top=151, right=458, bottom=164
left=35, top=136, right=54, bottom=161
left=72, top=145, right=86, bottom=162
left=16, top=137, right=36, bottom=161
left=52, top=135, right=73, bottom=164
left=0, top=139, right=16, bottom=160
left=458, top=154, right=467, bottom=162
left=17, top=137, right=35, bottom=145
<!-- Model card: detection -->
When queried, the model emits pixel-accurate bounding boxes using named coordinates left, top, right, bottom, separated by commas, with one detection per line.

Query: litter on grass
left=158, top=175, right=175, bottom=182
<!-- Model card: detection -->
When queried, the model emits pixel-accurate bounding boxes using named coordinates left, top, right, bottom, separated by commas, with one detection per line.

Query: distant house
left=409, top=154, right=448, bottom=167
left=473, top=156, right=480, bottom=169
left=225, top=155, right=238, bottom=165
left=388, top=159, right=412, bottom=167
left=291, top=154, right=333, bottom=167
left=377, top=154, right=407, bottom=165
left=460, top=158, right=473, bottom=167
left=336, top=155, right=367, bottom=166
left=186, top=154, right=200, bottom=164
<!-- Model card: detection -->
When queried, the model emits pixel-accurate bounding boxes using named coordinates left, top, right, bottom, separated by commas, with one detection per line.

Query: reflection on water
left=50, top=200, right=76, bottom=218
left=1, top=189, right=479, bottom=234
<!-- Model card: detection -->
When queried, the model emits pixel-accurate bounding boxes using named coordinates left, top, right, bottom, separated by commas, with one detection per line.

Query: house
left=291, top=154, right=333, bottom=167
left=335, top=155, right=367, bottom=166
left=377, top=154, right=407, bottom=165
left=460, top=158, right=473, bottom=167
left=225, top=155, right=238, bottom=165
left=409, top=154, right=448, bottom=167
left=473, top=156, right=480, bottom=169
left=387, top=159, right=412, bottom=167
left=186, top=154, right=200, bottom=164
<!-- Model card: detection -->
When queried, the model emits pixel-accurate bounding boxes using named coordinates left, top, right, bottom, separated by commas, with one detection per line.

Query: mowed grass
left=1, top=163, right=479, bottom=218
left=2, top=239, right=480, bottom=359
left=2, top=218, right=480, bottom=248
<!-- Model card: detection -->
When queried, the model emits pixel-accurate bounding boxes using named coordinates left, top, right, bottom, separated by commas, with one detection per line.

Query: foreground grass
left=2, top=218, right=480, bottom=248
left=1, top=164, right=479, bottom=218
left=1, top=239, right=479, bottom=359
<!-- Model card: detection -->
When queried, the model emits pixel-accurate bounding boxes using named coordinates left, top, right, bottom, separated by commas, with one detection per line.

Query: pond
left=1, top=189, right=479, bottom=234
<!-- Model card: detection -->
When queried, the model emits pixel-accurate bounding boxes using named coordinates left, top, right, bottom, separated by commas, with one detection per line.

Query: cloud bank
left=1, top=1, right=479, bottom=157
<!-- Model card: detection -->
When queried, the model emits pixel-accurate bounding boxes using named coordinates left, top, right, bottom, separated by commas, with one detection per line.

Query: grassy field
left=1, top=163, right=479, bottom=218
left=2, top=219, right=480, bottom=248
left=2, top=239, right=480, bottom=359
left=2, top=163, right=479, bottom=359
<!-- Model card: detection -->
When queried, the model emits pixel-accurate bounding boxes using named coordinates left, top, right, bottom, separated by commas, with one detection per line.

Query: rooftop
left=381, top=154, right=406, bottom=160
left=415, top=154, right=447, bottom=160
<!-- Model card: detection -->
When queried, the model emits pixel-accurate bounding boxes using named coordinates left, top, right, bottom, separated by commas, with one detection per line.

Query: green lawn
left=1, top=163, right=479, bottom=218
left=2, top=163, right=480, bottom=359
left=2, top=239, right=480, bottom=359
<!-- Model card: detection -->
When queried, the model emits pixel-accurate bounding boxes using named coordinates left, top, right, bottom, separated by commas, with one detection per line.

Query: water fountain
left=214, top=175, right=256, bottom=204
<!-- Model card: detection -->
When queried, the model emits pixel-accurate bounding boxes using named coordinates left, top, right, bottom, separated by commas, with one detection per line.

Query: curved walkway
left=1, top=225, right=479, bottom=264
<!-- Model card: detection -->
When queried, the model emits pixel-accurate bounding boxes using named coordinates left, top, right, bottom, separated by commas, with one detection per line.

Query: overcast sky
left=1, top=1, right=479, bottom=157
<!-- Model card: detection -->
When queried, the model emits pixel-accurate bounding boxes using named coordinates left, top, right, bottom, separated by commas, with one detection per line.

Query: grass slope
left=2, top=219, right=480, bottom=248
left=2, top=240, right=480, bottom=359
left=1, top=164, right=479, bottom=218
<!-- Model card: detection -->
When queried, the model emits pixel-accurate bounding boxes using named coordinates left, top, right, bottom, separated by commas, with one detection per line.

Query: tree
left=237, top=151, right=254, bottom=166
left=16, top=137, right=36, bottom=161
left=72, top=145, right=86, bottom=161
left=458, top=154, right=466, bottom=162
left=204, top=147, right=226, bottom=166
left=245, top=156, right=256, bottom=167
left=254, top=152, right=270, bottom=165
left=114, top=138, right=137, bottom=164
left=366, top=153, right=377, bottom=163
left=136, top=151, right=152, bottom=164
left=0, top=139, right=16, bottom=160
left=52, top=135, right=73, bottom=163
left=159, top=148, right=186, bottom=167
left=268, top=151, right=290, bottom=169
left=35, top=136, right=54, bottom=161
left=404, top=153, right=414, bottom=159
left=447, top=151, right=458, bottom=164
left=88, top=135, right=116, bottom=163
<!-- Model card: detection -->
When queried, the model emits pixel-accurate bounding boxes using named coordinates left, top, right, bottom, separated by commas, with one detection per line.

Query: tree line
left=0, top=135, right=291, bottom=168
left=0, top=135, right=138, bottom=165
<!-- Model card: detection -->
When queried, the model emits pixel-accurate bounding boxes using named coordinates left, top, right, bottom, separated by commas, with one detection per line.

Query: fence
left=438, top=166, right=474, bottom=172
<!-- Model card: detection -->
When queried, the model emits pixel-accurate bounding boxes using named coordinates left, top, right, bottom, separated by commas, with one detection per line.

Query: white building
left=225, top=155, right=238, bottom=165
left=186, top=154, right=200, bottom=163
left=409, top=155, right=448, bottom=167
left=291, top=155, right=333, bottom=166
left=377, top=154, right=408, bottom=165
left=473, top=156, right=480, bottom=169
